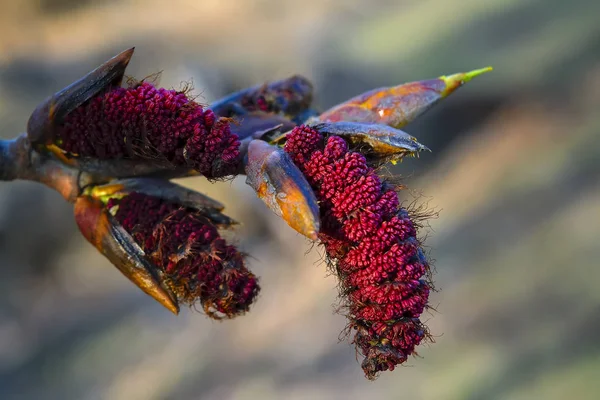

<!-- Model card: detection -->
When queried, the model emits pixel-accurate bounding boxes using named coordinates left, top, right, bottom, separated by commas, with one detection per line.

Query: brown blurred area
left=1, top=0, right=599, bottom=399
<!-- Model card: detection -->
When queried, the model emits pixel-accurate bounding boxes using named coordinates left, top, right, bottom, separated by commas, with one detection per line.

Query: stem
left=0, top=133, right=85, bottom=202
left=0, top=135, right=27, bottom=182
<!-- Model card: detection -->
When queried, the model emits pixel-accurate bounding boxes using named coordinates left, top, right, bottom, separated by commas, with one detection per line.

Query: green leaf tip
left=440, top=66, right=493, bottom=97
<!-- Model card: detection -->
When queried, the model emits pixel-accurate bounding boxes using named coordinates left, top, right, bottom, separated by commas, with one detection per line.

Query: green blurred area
left=0, top=0, right=599, bottom=399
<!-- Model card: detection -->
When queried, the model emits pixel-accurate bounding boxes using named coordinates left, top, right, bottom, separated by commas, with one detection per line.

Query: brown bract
left=245, top=139, right=320, bottom=240
left=74, top=196, right=179, bottom=314
left=27, top=48, right=134, bottom=146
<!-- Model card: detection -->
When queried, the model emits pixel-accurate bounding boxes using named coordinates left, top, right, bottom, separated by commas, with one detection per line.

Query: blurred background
left=0, top=0, right=599, bottom=399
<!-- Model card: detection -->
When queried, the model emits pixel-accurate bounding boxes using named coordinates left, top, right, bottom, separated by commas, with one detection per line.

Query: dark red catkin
left=238, top=76, right=313, bottom=116
left=284, top=125, right=433, bottom=380
left=57, top=82, right=241, bottom=179
left=107, top=192, right=259, bottom=319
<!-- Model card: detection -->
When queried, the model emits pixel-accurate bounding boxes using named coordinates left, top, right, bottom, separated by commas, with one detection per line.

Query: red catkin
left=107, top=192, right=259, bottom=319
left=57, top=82, right=241, bottom=179
left=284, top=125, right=432, bottom=379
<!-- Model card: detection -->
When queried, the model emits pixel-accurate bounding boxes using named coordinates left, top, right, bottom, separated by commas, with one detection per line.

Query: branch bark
left=0, top=133, right=87, bottom=202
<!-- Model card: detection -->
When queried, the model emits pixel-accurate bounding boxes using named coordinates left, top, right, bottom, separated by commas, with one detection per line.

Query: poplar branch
left=0, top=133, right=90, bottom=202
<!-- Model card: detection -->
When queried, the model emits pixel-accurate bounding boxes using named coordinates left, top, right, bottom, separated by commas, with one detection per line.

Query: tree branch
left=0, top=133, right=86, bottom=202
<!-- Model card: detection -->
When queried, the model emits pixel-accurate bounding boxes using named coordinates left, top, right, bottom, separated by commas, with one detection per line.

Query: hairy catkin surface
left=107, top=192, right=259, bottom=319
left=57, top=82, right=241, bottom=179
left=284, top=125, right=433, bottom=379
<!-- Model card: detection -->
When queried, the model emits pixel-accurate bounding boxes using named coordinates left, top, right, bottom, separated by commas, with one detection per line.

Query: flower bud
left=76, top=179, right=259, bottom=319
left=211, top=75, right=315, bottom=123
left=53, top=82, right=241, bottom=179
left=319, top=67, right=492, bottom=128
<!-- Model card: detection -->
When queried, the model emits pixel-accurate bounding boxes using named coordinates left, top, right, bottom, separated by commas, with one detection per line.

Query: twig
left=0, top=133, right=89, bottom=202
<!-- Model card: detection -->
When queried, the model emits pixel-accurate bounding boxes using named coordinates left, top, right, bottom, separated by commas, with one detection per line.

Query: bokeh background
left=1, top=0, right=599, bottom=399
